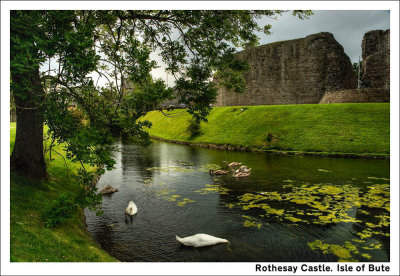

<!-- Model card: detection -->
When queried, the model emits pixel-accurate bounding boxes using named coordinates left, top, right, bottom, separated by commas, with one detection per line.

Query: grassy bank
left=10, top=123, right=116, bottom=262
left=141, top=103, right=390, bottom=157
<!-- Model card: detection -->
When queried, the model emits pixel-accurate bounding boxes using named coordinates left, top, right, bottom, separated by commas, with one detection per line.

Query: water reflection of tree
left=120, top=140, right=160, bottom=180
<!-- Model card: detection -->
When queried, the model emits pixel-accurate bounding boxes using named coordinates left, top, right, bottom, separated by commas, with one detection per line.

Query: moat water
left=85, top=140, right=390, bottom=262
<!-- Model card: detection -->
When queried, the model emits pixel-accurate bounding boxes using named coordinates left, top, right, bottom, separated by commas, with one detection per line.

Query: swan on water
left=100, top=184, right=119, bottom=195
left=222, top=161, right=242, bottom=169
left=233, top=165, right=251, bottom=177
left=229, top=162, right=242, bottom=168
left=176, top=233, right=229, bottom=247
left=237, top=165, right=251, bottom=173
left=209, top=169, right=228, bottom=175
left=125, top=200, right=138, bottom=216
left=233, top=171, right=251, bottom=178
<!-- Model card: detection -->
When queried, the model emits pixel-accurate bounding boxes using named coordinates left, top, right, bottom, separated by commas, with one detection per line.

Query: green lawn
left=10, top=123, right=116, bottom=262
left=141, top=103, right=390, bottom=156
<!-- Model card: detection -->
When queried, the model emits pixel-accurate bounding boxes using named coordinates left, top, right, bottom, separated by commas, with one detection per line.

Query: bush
left=45, top=169, right=103, bottom=228
left=187, top=118, right=201, bottom=136
left=44, top=193, right=77, bottom=228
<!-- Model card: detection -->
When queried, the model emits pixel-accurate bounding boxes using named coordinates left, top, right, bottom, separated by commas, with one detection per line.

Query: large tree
left=10, top=10, right=312, bottom=181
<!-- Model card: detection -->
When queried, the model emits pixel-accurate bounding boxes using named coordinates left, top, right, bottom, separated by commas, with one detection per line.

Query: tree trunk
left=10, top=68, right=47, bottom=180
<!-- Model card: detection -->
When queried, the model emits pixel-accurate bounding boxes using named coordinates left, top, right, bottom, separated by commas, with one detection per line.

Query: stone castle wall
left=319, top=88, right=390, bottom=104
left=215, top=32, right=357, bottom=107
left=361, top=30, right=390, bottom=89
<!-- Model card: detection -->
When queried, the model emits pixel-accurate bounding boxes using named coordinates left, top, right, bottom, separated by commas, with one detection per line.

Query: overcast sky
left=254, top=10, right=390, bottom=62
left=40, top=10, right=390, bottom=87
left=153, top=10, right=390, bottom=85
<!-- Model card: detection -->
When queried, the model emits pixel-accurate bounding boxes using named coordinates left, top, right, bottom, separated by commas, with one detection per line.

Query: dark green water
left=85, top=140, right=390, bottom=262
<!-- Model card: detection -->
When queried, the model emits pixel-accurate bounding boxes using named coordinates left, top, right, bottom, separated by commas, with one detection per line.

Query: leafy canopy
left=10, top=10, right=312, bottom=217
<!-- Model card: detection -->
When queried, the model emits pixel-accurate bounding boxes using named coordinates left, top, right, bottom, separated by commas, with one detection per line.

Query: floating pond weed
left=231, top=181, right=389, bottom=261
left=155, top=189, right=195, bottom=206
left=156, top=188, right=175, bottom=197
left=358, top=209, right=370, bottom=215
left=167, top=195, right=181, bottom=202
left=195, top=184, right=231, bottom=195
left=143, top=179, right=152, bottom=186
left=152, top=162, right=389, bottom=261
left=283, top=179, right=296, bottom=183
left=367, top=176, right=390, bottom=181
left=242, top=215, right=262, bottom=229
left=200, top=163, right=221, bottom=172
left=308, top=240, right=356, bottom=261
left=177, top=198, right=195, bottom=206
left=359, top=184, right=389, bottom=211
left=361, top=253, right=372, bottom=259
left=362, top=242, right=383, bottom=250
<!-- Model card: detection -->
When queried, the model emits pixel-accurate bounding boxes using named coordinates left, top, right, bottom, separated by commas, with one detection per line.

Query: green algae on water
left=283, top=179, right=296, bottom=183
left=235, top=181, right=389, bottom=262
left=242, top=215, right=262, bottom=229
left=195, top=184, right=231, bottom=195
left=177, top=198, right=195, bottom=206
left=308, top=240, right=356, bottom=261
left=200, top=163, right=221, bottom=172
left=155, top=189, right=195, bottom=206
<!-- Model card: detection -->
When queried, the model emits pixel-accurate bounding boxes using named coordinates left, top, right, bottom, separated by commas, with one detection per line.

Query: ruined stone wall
left=215, top=32, right=356, bottom=106
left=361, top=30, right=390, bottom=89
left=319, top=88, right=390, bottom=104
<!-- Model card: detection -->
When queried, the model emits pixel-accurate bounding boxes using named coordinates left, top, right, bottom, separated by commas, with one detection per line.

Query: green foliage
left=10, top=123, right=116, bottom=261
left=187, top=118, right=201, bottom=136
left=10, top=10, right=312, bottom=224
left=141, top=103, right=390, bottom=155
left=45, top=99, right=116, bottom=170
left=44, top=193, right=77, bottom=228
left=73, top=169, right=103, bottom=215
left=43, top=168, right=104, bottom=229
left=12, top=9, right=313, bottom=131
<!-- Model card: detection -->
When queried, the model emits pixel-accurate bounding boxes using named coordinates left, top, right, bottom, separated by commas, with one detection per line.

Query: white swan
left=176, top=233, right=229, bottom=247
left=236, top=166, right=252, bottom=174
left=125, top=200, right=138, bottom=216
left=209, top=169, right=228, bottom=175
left=222, top=161, right=242, bottom=169
left=233, top=171, right=251, bottom=178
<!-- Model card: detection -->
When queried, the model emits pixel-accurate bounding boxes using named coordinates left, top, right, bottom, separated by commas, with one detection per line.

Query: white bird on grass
left=125, top=201, right=138, bottom=216
left=176, top=233, right=229, bottom=247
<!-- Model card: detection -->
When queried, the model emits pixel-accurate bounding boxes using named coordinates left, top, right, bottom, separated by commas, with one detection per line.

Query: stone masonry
left=215, top=32, right=357, bottom=106
left=319, top=88, right=390, bottom=104
left=361, top=29, right=390, bottom=89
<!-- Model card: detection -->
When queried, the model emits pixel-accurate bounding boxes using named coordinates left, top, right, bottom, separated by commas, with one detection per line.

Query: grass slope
left=141, top=103, right=390, bottom=156
left=10, top=123, right=116, bottom=262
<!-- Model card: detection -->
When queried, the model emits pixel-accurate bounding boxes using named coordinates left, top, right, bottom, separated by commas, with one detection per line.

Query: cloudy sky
left=36, top=9, right=390, bottom=87
left=255, top=10, right=390, bottom=62
left=152, top=10, right=390, bottom=85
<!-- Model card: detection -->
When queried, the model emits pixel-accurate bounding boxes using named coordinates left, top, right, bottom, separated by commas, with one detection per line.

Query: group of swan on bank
left=209, top=161, right=252, bottom=178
